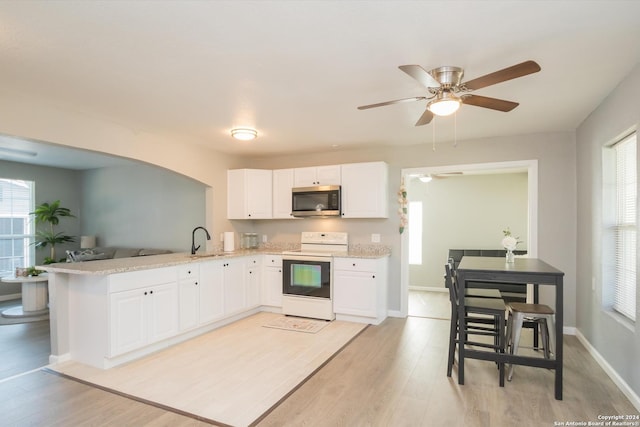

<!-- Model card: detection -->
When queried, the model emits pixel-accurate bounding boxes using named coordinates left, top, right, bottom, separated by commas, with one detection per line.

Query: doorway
left=400, top=160, right=539, bottom=318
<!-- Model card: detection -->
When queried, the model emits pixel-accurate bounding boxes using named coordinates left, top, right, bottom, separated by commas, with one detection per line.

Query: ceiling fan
left=358, top=60, right=541, bottom=126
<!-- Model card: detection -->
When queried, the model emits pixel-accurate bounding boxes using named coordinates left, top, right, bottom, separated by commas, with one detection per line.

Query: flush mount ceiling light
left=418, top=175, right=433, bottom=183
left=230, top=128, right=258, bottom=141
left=427, top=90, right=461, bottom=116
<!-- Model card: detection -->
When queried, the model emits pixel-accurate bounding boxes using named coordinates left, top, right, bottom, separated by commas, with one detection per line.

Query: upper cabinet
left=227, top=169, right=273, bottom=219
left=272, top=168, right=295, bottom=219
left=293, top=165, right=341, bottom=187
left=227, top=162, right=388, bottom=220
left=341, top=161, right=388, bottom=218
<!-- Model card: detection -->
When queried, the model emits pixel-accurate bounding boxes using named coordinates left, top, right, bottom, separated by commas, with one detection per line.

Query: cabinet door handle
left=150, top=290, right=153, bottom=294
left=144, top=291, right=147, bottom=295
left=372, top=275, right=376, bottom=279
left=352, top=263, right=356, bottom=267
left=195, top=282, right=198, bottom=286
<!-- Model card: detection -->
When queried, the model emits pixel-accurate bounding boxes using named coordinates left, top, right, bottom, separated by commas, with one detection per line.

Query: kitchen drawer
left=333, top=257, right=380, bottom=272
left=264, top=255, right=282, bottom=267
left=177, top=264, right=199, bottom=280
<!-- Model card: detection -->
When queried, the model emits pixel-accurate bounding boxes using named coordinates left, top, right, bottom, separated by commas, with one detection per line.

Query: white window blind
left=0, top=179, right=35, bottom=277
left=613, top=134, right=637, bottom=321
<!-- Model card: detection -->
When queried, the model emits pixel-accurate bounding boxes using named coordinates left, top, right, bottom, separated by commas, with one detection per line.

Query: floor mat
left=262, top=315, right=329, bottom=333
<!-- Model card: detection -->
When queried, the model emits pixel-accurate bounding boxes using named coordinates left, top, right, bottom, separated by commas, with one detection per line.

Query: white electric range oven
left=281, top=232, right=348, bottom=321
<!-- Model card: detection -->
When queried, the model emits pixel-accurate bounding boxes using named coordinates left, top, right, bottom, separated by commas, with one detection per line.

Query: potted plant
left=31, top=200, right=76, bottom=264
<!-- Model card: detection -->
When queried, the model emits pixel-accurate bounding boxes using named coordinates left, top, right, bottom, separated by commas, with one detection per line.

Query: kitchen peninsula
left=41, top=247, right=389, bottom=369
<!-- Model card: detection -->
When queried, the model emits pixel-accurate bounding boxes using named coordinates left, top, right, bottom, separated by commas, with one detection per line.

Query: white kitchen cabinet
left=223, top=258, right=246, bottom=315
left=261, top=255, right=283, bottom=307
left=110, top=281, right=178, bottom=356
left=341, top=161, right=389, bottom=218
left=199, top=260, right=225, bottom=324
left=178, top=265, right=200, bottom=331
left=293, top=165, right=341, bottom=187
left=245, top=256, right=262, bottom=309
left=333, top=257, right=388, bottom=325
left=227, top=169, right=273, bottom=219
left=272, top=168, right=296, bottom=218
left=178, top=262, right=224, bottom=332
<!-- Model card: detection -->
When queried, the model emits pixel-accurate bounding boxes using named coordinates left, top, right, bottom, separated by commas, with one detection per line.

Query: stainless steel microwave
left=291, top=185, right=341, bottom=217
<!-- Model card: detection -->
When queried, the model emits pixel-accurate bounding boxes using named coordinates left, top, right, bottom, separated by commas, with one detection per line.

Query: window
left=604, top=133, right=637, bottom=322
left=0, top=179, right=35, bottom=277
left=408, top=201, right=422, bottom=265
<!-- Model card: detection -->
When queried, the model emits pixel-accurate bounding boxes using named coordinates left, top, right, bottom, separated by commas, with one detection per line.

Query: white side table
left=0, top=274, right=49, bottom=318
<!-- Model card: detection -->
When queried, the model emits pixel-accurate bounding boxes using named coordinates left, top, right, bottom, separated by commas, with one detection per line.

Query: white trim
left=400, top=159, right=539, bottom=318
left=0, top=293, right=22, bottom=302
left=575, top=329, right=640, bottom=412
left=409, top=286, right=447, bottom=293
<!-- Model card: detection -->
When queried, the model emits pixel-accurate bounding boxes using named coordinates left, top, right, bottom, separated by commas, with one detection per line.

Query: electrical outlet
left=371, top=233, right=381, bottom=243
left=262, top=234, right=268, bottom=243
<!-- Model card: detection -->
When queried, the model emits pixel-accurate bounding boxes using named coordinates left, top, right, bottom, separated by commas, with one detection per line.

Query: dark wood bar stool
left=445, top=264, right=507, bottom=386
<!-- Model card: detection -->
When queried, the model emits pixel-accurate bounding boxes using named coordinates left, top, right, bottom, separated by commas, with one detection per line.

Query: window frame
left=0, top=178, right=35, bottom=277
left=603, top=132, right=637, bottom=323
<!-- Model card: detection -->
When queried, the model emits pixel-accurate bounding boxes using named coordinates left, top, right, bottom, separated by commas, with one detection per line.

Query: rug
left=48, top=312, right=367, bottom=427
left=262, top=315, right=329, bottom=333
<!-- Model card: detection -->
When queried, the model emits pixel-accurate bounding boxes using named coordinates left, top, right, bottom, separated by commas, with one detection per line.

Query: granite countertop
left=39, top=244, right=390, bottom=276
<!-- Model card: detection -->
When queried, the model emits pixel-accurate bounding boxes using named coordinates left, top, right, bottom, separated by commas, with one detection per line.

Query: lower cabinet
left=110, top=281, right=178, bottom=357
left=245, top=256, right=262, bottom=309
left=223, top=258, right=246, bottom=315
left=179, top=262, right=224, bottom=332
left=261, top=255, right=283, bottom=307
left=333, top=257, right=388, bottom=324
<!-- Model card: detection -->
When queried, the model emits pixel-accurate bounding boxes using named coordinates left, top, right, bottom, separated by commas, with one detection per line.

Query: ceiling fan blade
left=461, top=94, right=519, bottom=112
left=463, top=60, right=541, bottom=91
left=399, top=65, right=441, bottom=88
left=357, top=96, right=426, bottom=110
left=415, top=109, right=434, bottom=126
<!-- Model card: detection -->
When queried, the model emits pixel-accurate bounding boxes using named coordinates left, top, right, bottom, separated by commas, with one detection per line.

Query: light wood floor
left=408, top=289, right=450, bottom=319
left=0, top=297, right=638, bottom=426
left=0, top=298, right=51, bottom=380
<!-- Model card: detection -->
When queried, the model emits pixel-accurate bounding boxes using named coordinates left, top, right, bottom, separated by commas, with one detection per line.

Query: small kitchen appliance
left=291, top=185, right=341, bottom=218
left=281, top=231, right=348, bottom=320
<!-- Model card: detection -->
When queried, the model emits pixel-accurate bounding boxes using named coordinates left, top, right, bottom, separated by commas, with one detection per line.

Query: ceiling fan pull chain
left=454, top=112, right=458, bottom=148
left=432, top=117, right=436, bottom=151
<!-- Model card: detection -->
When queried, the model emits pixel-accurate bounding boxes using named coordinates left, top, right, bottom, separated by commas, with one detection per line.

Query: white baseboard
left=0, top=293, right=21, bottom=302
left=409, top=286, right=447, bottom=293
left=575, top=329, right=640, bottom=412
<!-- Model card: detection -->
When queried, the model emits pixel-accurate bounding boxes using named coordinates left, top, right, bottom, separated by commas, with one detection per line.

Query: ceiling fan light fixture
left=231, top=128, right=258, bottom=141
left=427, top=91, right=461, bottom=116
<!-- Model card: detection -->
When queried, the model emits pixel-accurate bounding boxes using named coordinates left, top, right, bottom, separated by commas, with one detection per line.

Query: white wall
left=408, top=172, right=528, bottom=288
left=576, top=63, right=640, bottom=399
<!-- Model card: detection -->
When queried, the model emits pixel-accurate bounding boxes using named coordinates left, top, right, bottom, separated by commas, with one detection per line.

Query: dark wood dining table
left=456, top=256, right=565, bottom=400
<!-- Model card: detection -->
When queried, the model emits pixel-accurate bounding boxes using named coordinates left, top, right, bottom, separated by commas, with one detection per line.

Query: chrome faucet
left=191, top=226, right=211, bottom=255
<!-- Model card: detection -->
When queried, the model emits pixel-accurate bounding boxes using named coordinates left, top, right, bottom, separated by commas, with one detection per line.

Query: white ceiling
left=1, top=1, right=640, bottom=169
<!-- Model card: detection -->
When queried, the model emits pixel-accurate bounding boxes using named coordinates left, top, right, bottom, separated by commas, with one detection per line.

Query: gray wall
left=81, top=164, right=207, bottom=252
left=246, top=131, right=576, bottom=323
left=0, top=160, right=82, bottom=296
left=576, top=63, right=640, bottom=398
left=408, top=172, right=528, bottom=289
